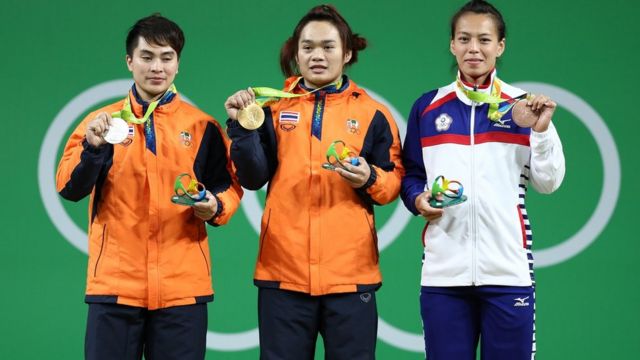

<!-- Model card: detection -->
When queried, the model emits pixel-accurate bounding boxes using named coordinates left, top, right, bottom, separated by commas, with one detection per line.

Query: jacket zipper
left=259, top=209, right=272, bottom=262
left=94, top=224, right=107, bottom=277
left=364, top=211, right=379, bottom=264
left=196, top=225, right=210, bottom=275
left=470, top=88, right=477, bottom=286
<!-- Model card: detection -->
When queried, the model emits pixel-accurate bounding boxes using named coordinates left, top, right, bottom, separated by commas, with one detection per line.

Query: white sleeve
left=529, top=121, right=565, bottom=194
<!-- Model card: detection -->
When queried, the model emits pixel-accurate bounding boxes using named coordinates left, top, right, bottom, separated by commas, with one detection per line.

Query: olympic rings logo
left=38, top=79, right=619, bottom=352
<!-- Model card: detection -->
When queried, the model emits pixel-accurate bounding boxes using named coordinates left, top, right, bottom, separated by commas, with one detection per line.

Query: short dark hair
left=279, top=4, right=367, bottom=77
left=126, top=14, right=185, bottom=58
left=450, top=0, right=506, bottom=41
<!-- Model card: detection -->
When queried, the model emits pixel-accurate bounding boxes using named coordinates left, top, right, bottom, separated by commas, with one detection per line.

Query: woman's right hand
left=224, top=87, right=256, bottom=120
left=85, top=111, right=112, bottom=148
left=415, top=190, right=444, bottom=221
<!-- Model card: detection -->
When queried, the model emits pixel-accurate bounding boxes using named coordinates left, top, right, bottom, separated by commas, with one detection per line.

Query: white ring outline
left=514, top=82, right=620, bottom=267
left=37, top=79, right=260, bottom=351
left=39, top=80, right=619, bottom=352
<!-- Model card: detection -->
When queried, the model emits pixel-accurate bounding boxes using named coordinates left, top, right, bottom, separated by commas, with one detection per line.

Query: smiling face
left=296, top=21, right=352, bottom=89
left=450, top=13, right=505, bottom=85
left=126, top=36, right=179, bottom=101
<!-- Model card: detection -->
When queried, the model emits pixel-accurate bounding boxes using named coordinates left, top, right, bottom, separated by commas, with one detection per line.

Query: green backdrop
left=1, top=0, right=638, bottom=358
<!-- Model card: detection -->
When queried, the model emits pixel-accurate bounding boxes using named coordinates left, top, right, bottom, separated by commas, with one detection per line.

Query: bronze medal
left=512, top=100, right=538, bottom=128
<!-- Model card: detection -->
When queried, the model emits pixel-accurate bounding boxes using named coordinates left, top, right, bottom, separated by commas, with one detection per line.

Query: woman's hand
left=512, top=94, right=556, bottom=132
left=224, top=87, right=256, bottom=121
left=415, top=190, right=444, bottom=221
left=334, top=157, right=371, bottom=188
left=192, top=191, right=218, bottom=221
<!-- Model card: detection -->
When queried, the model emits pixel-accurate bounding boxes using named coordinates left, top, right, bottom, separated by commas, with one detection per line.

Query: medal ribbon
left=251, top=76, right=343, bottom=106
left=456, top=76, right=528, bottom=121
left=111, top=84, right=178, bottom=124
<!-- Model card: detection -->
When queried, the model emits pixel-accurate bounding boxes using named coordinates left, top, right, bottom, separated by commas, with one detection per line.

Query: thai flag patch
left=279, top=111, right=300, bottom=131
left=279, top=111, right=300, bottom=123
left=120, top=124, right=135, bottom=146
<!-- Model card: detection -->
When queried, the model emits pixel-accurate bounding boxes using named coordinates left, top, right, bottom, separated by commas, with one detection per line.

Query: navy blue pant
left=420, top=286, right=535, bottom=360
left=258, top=288, right=378, bottom=360
left=85, top=303, right=207, bottom=360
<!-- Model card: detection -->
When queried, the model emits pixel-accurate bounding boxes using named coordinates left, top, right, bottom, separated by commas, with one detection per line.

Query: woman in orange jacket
left=225, top=5, right=403, bottom=359
left=56, top=14, right=242, bottom=360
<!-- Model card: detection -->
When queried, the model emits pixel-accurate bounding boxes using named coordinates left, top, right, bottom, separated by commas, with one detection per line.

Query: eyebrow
left=300, top=39, right=337, bottom=44
left=139, top=49, right=176, bottom=56
left=456, top=31, right=493, bottom=37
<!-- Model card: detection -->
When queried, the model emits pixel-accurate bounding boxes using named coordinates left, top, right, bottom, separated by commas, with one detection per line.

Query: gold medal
left=237, top=103, right=265, bottom=130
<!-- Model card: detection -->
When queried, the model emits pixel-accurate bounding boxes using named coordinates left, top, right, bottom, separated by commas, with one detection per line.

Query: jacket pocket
left=94, top=224, right=107, bottom=277
left=258, top=208, right=272, bottom=262
left=364, top=211, right=379, bottom=264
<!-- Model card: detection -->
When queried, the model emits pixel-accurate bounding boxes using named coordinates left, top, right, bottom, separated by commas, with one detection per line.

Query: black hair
left=450, top=0, right=506, bottom=40
left=126, top=13, right=185, bottom=58
left=280, top=4, right=367, bottom=77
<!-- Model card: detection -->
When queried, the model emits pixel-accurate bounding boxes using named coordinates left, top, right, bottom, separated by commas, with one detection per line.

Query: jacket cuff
left=207, top=193, right=224, bottom=227
left=407, top=191, right=422, bottom=216
left=81, top=139, right=113, bottom=166
left=531, top=126, right=553, bottom=152
left=359, top=164, right=377, bottom=191
left=226, top=118, right=255, bottom=137
left=355, top=164, right=378, bottom=205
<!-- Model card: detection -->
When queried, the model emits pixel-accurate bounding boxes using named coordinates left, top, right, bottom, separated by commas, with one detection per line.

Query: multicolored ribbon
left=111, top=84, right=178, bottom=124
left=456, top=77, right=529, bottom=122
left=251, top=77, right=343, bottom=106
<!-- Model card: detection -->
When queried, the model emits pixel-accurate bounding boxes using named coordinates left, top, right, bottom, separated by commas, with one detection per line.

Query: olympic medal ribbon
left=456, top=77, right=529, bottom=121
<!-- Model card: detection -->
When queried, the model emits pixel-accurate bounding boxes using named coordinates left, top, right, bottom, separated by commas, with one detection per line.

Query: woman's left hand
left=334, top=157, right=371, bottom=188
left=513, top=94, right=556, bottom=132
left=192, top=191, right=218, bottom=221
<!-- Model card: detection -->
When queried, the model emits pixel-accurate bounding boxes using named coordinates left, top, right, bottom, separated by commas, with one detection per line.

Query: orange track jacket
left=228, top=77, right=403, bottom=295
left=57, top=86, right=242, bottom=310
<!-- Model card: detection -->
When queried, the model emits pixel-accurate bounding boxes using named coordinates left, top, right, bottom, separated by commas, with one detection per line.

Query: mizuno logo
left=514, top=296, right=530, bottom=307
left=493, top=118, right=512, bottom=128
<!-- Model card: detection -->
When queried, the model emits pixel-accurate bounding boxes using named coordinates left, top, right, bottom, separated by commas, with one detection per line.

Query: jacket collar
left=285, top=74, right=351, bottom=96
left=454, top=69, right=498, bottom=105
left=128, top=83, right=180, bottom=117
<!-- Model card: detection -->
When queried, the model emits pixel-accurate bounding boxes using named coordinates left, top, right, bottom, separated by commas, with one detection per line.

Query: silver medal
left=103, top=117, right=129, bottom=144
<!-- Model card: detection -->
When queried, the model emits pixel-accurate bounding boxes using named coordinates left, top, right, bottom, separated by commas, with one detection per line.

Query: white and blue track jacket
left=401, top=71, right=565, bottom=287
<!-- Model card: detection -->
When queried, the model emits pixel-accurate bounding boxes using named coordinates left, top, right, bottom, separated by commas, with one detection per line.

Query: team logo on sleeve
left=346, top=119, right=360, bottom=134
left=435, top=114, right=453, bottom=132
left=279, top=111, right=300, bottom=131
left=179, top=130, right=192, bottom=147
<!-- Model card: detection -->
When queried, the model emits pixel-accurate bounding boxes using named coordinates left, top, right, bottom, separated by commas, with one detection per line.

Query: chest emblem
left=435, top=113, right=453, bottom=132
left=179, top=130, right=193, bottom=147
left=346, top=119, right=360, bottom=134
